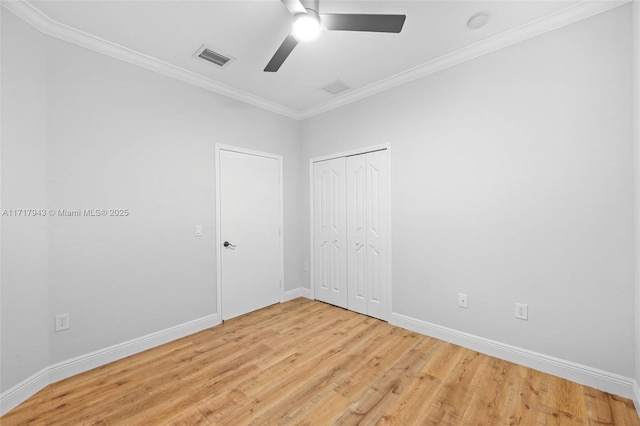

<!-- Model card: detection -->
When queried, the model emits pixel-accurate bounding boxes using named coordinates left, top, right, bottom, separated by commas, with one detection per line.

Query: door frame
left=309, top=143, right=392, bottom=321
left=215, top=144, right=284, bottom=320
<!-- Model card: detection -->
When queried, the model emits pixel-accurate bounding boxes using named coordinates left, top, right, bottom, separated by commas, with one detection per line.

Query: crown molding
left=0, top=0, right=303, bottom=120
left=299, top=0, right=631, bottom=119
left=1, top=0, right=631, bottom=121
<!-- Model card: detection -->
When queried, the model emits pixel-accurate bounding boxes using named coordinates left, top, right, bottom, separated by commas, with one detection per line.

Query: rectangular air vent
left=194, top=45, right=233, bottom=68
left=321, top=79, right=351, bottom=95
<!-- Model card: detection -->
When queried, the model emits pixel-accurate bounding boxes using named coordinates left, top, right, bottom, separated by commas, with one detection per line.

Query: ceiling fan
left=264, top=0, right=406, bottom=72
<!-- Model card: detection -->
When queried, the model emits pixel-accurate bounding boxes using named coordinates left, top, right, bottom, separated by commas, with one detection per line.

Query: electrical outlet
left=55, top=313, right=70, bottom=331
left=458, top=293, right=469, bottom=309
left=515, top=303, right=528, bottom=320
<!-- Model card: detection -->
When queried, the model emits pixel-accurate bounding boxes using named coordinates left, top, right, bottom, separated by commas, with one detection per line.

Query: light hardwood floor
left=2, top=298, right=639, bottom=425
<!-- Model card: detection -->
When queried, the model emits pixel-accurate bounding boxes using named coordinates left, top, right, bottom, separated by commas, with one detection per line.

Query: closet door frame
left=309, top=143, right=392, bottom=321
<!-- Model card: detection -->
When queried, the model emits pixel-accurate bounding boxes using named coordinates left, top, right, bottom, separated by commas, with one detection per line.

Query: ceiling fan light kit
left=264, top=0, right=406, bottom=72
left=292, top=11, right=321, bottom=42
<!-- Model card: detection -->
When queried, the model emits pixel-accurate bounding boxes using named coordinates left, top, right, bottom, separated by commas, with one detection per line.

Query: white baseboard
left=390, top=312, right=635, bottom=400
left=3, top=308, right=634, bottom=417
left=48, top=313, right=220, bottom=383
left=0, top=313, right=220, bottom=417
left=283, top=287, right=312, bottom=301
left=0, top=368, right=49, bottom=418
left=633, top=380, right=640, bottom=418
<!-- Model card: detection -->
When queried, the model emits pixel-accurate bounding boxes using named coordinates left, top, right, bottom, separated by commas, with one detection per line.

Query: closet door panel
left=313, top=158, right=348, bottom=308
left=365, top=150, right=389, bottom=320
left=346, top=155, right=367, bottom=315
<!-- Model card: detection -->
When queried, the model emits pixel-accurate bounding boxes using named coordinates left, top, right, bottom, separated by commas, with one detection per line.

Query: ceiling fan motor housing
left=301, top=0, right=319, bottom=14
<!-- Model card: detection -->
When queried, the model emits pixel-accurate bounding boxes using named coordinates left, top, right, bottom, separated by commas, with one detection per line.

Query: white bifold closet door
left=313, top=157, right=348, bottom=308
left=346, top=150, right=389, bottom=320
left=313, top=149, right=389, bottom=320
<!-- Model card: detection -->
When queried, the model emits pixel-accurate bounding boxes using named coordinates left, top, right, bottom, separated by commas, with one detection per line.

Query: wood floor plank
left=283, top=326, right=414, bottom=423
left=335, top=337, right=444, bottom=424
left=333, top=326, right=420, bottom=400
left=509, top=366, right=540, bottom=424
left=216, top=316, right=379, bottom=424
left=459, top=356, right=518, bottom=425
left=386, top=342, right=472, bottom=424
left=583, top=386, right=616, bottom=425
left=422, top=347, right=485, bottom=424
left=250, top=322, right=405, bottom=424
left=608, top=394, right=639, bottom=426
left=2, top=298, right=638, bottom=425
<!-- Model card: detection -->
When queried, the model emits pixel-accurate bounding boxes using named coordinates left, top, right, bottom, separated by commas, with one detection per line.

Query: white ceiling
left=21, top=0, right=609, bottom=117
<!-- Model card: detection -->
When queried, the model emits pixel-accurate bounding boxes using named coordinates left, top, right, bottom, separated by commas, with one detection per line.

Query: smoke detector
left=467, top=12, right=489, bottom=30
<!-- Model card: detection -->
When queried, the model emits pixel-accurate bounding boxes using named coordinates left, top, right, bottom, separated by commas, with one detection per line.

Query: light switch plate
left=194, top=225, right=203, bottom=237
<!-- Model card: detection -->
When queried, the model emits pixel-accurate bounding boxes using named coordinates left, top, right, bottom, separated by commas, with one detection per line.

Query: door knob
left=223, top=241, right=236, bottom=248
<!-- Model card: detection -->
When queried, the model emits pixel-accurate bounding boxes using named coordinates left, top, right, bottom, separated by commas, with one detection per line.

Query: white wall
left=302, top=5, right=635, bottom=377
left=1, top=6, right=304, bottom=388
left=44, top=37, right=303, bottom=364
left=0, top=10, right=50, bottom=392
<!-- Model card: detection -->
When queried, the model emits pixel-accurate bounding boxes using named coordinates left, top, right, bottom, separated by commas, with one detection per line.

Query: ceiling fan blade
left=264, top=34, right=299, bottom=72
left=281, top=0, right=306, bottom=15
left=320, top=13, right=406, bottom=33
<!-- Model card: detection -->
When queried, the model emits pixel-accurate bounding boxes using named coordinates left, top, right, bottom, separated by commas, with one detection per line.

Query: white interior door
left=219, top=148, right=281, bottom=321
left=313, top=157, right=348, bottom=308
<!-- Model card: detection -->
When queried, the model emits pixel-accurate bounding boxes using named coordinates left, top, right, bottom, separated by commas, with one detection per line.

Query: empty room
left=1, top=0, right=640, bottom=424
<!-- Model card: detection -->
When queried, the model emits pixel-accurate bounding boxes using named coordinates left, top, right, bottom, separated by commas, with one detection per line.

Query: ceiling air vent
left=321, top=80, right=351, bottom=95
left=194, top=44, right=233, bottom=68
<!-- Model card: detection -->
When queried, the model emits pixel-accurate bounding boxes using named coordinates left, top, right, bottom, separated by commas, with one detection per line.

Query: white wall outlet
left=458, top=293, right=469, bottom=308
left=194, top=224, right=203, bottom=237
left=515, top=303, right=528, bottom=320
left=55, top=313, right=70, bottom=331
left=303, top=262, right=308, bottom=272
